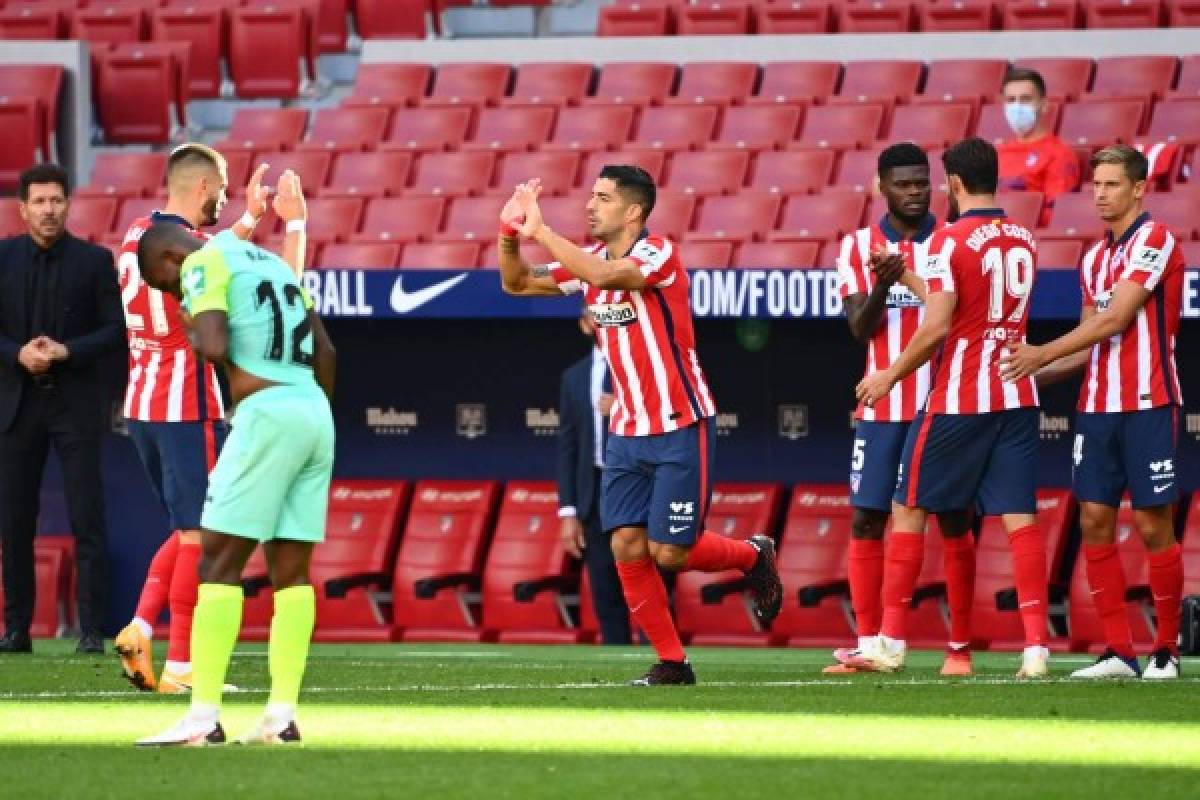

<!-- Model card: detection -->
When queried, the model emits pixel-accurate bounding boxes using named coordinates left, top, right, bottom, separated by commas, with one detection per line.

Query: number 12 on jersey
left=255, top=280, right=314, bottom=366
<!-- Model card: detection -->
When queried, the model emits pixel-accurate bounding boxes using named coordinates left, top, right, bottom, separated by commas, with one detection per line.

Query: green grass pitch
left=0, top=642, right=1196, bottom=799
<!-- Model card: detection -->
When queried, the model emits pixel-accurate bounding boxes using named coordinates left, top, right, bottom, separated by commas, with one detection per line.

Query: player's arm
left=497, top=232, right=563, bottom=297
left=856, top=290, right=955, bottom=407
left=230, top=164, right=269, bottom=242
left=532, top=225, right=648, bottom=291
left=180, top=249, right=233, bottom=364
left=309, top=310, right=336, bottom=402
left=1000, top=280, right=1149, bottom=382
left=1028, top=303, right=1095, bottom=387
left=896, top=269, right=928, bottom=303
left=189, top=310, right=230, bottom=364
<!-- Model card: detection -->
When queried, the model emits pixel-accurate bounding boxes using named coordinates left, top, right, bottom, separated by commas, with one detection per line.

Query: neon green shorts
left=201, top=383, right=335, bottom=543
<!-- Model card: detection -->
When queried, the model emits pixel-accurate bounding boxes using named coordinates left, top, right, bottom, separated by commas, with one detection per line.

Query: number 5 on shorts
left=852, top=438, right=866, bottom=472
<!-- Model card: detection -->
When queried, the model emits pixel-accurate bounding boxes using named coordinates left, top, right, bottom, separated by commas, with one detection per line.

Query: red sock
left=134, top=531, right=180, bottom=623
left=1084, top=542, right=1134, bottom=659
left=941, top=534, right=975, bottom=647
left=616, top=556, right=686, bottom=662
left=1009, top=524, right=1048, bottom=647
left=1148, top=543, right=1184, bottom=655
left=880, top=532, right=924, bottom=641
left=684, top=531, right=758, bottom=572
left=166, top=541, right=202, bottom=663
left=847, top=538, right=884, bottom=638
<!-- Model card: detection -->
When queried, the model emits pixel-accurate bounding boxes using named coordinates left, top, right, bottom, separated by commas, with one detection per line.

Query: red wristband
left=499, top=223, right=519, bottom=238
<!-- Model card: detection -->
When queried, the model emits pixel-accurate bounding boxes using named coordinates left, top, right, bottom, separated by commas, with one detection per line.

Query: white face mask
left=1004, top=102, right=1039, bottom=136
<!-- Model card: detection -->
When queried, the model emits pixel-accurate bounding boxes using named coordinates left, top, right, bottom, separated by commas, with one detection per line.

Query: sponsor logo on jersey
left=589, top=302, right=638, bottom=327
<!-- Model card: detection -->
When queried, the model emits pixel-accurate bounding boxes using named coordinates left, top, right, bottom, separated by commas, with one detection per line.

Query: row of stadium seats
left=0, top=65, right=64, bottom=190
left=10, top=480, right=1199, bottom=648
left=598, top=0, right=1200, bottom=36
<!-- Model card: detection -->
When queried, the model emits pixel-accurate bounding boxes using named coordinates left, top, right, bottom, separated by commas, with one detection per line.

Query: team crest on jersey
left=589, top=302, right=637, bottom=327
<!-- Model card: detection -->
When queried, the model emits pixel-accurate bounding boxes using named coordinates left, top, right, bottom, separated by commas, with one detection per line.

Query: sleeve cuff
left=557, top=506, right=577, bottom=518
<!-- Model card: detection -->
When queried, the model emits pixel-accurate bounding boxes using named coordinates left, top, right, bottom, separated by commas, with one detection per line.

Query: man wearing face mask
left=996, top=67, right=1080, bottom=225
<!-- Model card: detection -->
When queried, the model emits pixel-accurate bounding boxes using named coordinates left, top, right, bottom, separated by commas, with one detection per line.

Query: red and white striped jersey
left=119, top=214, right=224, bottom=422
left=836, top=215, right=937, bottom=422
left=1078, top=213, right=1183, bottom=413
left=922, top=209, right=1040, bottom=415
left=550, top=234, right=717, bottom=437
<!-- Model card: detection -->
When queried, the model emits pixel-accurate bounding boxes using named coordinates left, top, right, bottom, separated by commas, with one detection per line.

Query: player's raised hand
left=856, top=370, right=895, bottom=408
left=244, top=163, right=270, bottom=221
left=999, top=341, right=1045, bottom=383
left=513, top=180, right=544, bottom=238
left=499, top=187, right=527, bottom=229
left=272, top=169, right=307, bottom=223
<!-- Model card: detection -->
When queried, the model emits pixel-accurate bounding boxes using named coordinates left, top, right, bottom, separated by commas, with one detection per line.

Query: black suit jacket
left=557, top=352, right=603, bottom=523
left=0, top=232, right=126, bottom=434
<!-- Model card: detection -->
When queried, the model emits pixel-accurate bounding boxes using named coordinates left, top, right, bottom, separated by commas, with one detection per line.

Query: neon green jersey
left=180, top=230, right=316, bottom=386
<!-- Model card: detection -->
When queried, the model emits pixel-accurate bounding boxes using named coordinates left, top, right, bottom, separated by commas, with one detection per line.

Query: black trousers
left=582, top=469, right=632, bottom=645
left=0, top=385, right=108, bottom=635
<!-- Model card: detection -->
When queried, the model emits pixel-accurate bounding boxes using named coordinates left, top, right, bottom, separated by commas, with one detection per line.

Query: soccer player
left=826, top=143, right=942, bottom=675
left=135, top=171, right=336, bottom=746
left=114, top=144, right=270, bottom=693
left=856, top=138, right=1051, bottom=679
left=1001, top=145, right=1185, bottom=680
left=498, top=166, right=782, bottom=685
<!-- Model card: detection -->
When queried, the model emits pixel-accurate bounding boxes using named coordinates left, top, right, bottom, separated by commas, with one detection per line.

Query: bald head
left=166, top=143, right=229, bottom=227
left=137, top=222, right=204, bottom=296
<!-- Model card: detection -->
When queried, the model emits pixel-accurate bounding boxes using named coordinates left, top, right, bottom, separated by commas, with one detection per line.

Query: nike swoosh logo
left=669, top=526, right=689, bottom=534
left=389, top=273, right=468, bottom=313
left=1153, top=483, right=1174, bottom=494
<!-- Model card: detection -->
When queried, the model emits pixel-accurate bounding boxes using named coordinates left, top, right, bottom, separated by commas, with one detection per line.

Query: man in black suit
left=557, top=311, right=631, bottom=645
left=0, top=164, right=126, bottom=654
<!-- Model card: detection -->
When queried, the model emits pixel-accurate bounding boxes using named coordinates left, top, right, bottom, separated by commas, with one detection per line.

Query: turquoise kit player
left=134, top=171, right=337, bottom=746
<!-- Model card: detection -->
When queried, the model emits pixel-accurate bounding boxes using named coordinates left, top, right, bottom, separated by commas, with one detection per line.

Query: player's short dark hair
left=877, top=142, right=929, bottom=179
left=167, top=142, right=226, bottom=182
left=942, top=137, right=999, bottom=195
left=598, top=164, right=656, bottom=222
left=136, top=221, right=203, bottom=274
left=19, top=163, right=69, bottom=201
left=1003, top=67, right=1047, bottom=98
left=1091, top=144, right=1148, bottom=183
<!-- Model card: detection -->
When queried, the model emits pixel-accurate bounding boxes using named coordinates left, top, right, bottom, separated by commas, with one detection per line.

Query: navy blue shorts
left=1073, top=407, right=1180, bottom=509
left=850, top=420, right=912, bottom=513
left=894, top=408, right=1037, bottom=516
left=601, top=419, right=715, bottom=546
left=127, top=419, right=227, bottom=531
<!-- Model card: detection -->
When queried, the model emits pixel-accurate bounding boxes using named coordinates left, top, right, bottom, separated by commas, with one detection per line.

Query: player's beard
left=201, top=195, right=220, bottom=227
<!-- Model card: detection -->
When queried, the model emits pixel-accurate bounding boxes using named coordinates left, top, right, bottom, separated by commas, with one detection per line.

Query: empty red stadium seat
left=747, top=149, right=835, bottom=195
left=665, top=151, right=750, bottom=196
left=114, top=196, right=163, bottom=234
left=323, top=151, right=413, bottom=198
left=596, top=4, right=672, bottom=35
left=1003, top=0, right=1082, bottom=28
left=0, top=4, right=68, bottom=40
left=670, top=61, right=758, bottom=106
left=409, top=151, right=496, bottom=197
left=676, top=1, right=753, bottom=33
left=1143, top=99, right=1200, bottom=146
left=382, top=106, right=472, bottom=153
left=545, top=106, right=637, bottom=153
left=464, top=106, right=556, bottom=152
left=971, top=491, right=1073, bottom=651
left=995, top=191, right=1045, bottom=230
left=1059, top=99, right=1144, bottom=147
left=835, top=149, right=883, bottom=193
left=229, top=5, right=306, bottom=98
left=710, top=104, right=803, bottom=152
left=535, top=192, right=591, bottom=242
left=345, top=63, right=432, bottom=109
left=918, top=0, right=997, bottom=30
left=355, top=0, right=429, bottom=38
left=493, top=151, right=581, bottom=196
left=680, top=239, right=734, bottom=267
left=756, top=0, right=835, bottom=33
left=580, top=150, right=666, bottom=185
left=1143, top=190, right=1200, bottom=241
left=693, top=192, right=782, bottom=241
left=1039, top=191, right=1105, bottom=240
left=0, top=199, right=25, bottom=238
left=773, top=190, right=867, bottom=242
left=392, top=480, right=502, bottom=642
left=298, top=107, right=389, bottom=152
left=1037, top=238, right=1084, bottom=269
left=796, top=104, right=886, bottom=149
left=1012, top=58, right=1094, bottom=102
left=0, top=537, right=75, bottom=639
left=0, top=65, right=63, bottom=162
left=275, top=195, right=363, bottom=244
left=770, top=486, right=856, bottom=646
left=631, top=106, right=719, bottom=151
left=219, top=108, right=308, bottom=152
left=674, top=483, right=783, bottom=646
left=1084, top=0, right=1163, bottom=27
left=1166, top=0, right=1200, bottom=24
left=588, top=62, right=677, bottom=106
left=72, top=3, right=150, bottom=45
left=355, top=196, right=446, bottom=244
left=922, top=58, right=1006, bottom=104
left=840, top=60, right=923, bottom=103
left=438, top=196, right=504, bottom=241
left=313, top=0, right=348, bottom=52
left=884, top=103, right=972, bottom=148
left=151, top=6, right=223, bottom=98
left=481, top=482, right=589, bottom=643
left=400, top=241, right=481, bottom=269
left=751, top=61, right=839, bottom=105
left=0, top=99, right=46, bottom=192
left=1068, top=500, right=1156, bottom=653
left=840, top=0, right=917, bottom=31
left=504, top=62, right=593, bottom=107
left=643, top=190, right=696, bottom=241
left=734, top=240, right=821, bottom=268
left=251, top=151, right=333, bottom=194
left=1088, top=56, right=1178, bottom=102
left=310, top=480, right=411, bottom=642
left=1180, top=239, right=1200, bottom=267
left=319, top=241, right=401, bottom=268
left=66, top=196, right=119, bottom=241
left=93, top=46, right=181, bottom=144
left=425, top=62, right=512, bottom=108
